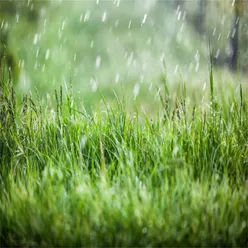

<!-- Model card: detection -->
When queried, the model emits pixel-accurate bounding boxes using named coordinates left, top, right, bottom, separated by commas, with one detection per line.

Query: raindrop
left=115, top=20, right=119, bottom=27
left=58, top=29, right=62, bottom=39
left=74, top=53, right=77, bottom=61
left=36, top=48, right=39, bottom=58
left=128, top=20, right=132, bottom=29
left=21, top=60, right=25, bottom=68
left=140, top=74, right=144, bottom=83
left=231, top=28, right=236, bottom=38
left=202, top=82, right=206, bottom=91
left=182, top=11, right=186, bottom=21
left=84, top=11, right=91, bottom=22
left=218, top=33, right=222, bottom=41
left=34, top=61, right=38, bottom=70
left=16, top=14, right=19, bottom=23
left=90, top=40, right=94, bottom=48
left=42, top=64, right=45, bottom=72
left=4, top=22, right=8, bottom=30
left=155, top=87, right=161, bottom=100
left=96, top=0, right=99, bottom=4
left=160, top=53, right=165, bottom=62
left=174, top=64, right=178, bottom=74
left=236, top=17, right=239, bottom=25
left=80, top=135, right=87, bottom=150
left=176, top=5, right=180, bottom=14
left=215, top=49, right=220, bottom=59
left=90, top=78, right=98, bottom=92
left=227, top=30, right=230, bottom=38
left=115, top=73, right=120, bottom=83
left=180, top=23, right=184, bottom=32
left=241, top=221, right=246, bottom=229
left=141, top=14, right=147, bottom=26
left=116, top=0, right=120, bottom=7
left=102, top=11, right=107, bottom=22
left=33, top=33, right=39, bottom=45
left=45, top=49, right=50, bottom=60
left=195, top=62, right=199, bottom=72
left=95, top=55, right=101, bottom=69
left=61, top=20, right=65, bottom=30
left=212, top=28, right=216, bottom=36
left=133, top=84, right=140, bottom=100
left=127, top=52, right=134, bottom=66
left=232, top=0, right=236, bottom=7
left=177, top=11, right=181, bottom=21
left=173, top=146, right=179, bottom=156
left=194, top=50, right=200, bottom=62
left=44, top=19, right=47, bottom=27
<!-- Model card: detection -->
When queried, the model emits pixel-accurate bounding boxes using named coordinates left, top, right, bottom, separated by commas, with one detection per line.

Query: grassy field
left=0, top=57, right=248, bottom=246
left=1, top=1, right=248, bottom=246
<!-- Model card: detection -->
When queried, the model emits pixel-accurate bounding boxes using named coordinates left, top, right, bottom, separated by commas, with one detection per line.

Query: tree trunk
left=195, top=0, right=206, bottom=34
left=228, top=5, right=240, bottom=71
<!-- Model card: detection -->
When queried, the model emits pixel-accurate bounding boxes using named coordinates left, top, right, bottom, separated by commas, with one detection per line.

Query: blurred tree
left=212, top=0, right=246, bottom=71
left=195, top=0, right=207, bottom=34
left=228, top=0, right=244, bottom=71
left=0, top=0, right=47, bottom=82
left=239, top=3, right=248, bottom=71
left=0, top=30, right=19, bottom=82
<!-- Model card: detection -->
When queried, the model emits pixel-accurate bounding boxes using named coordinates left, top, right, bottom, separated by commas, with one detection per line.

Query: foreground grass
left=0, top=71, right=248, bottom=246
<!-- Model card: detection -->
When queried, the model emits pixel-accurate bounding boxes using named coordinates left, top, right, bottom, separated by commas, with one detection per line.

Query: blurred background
left=0, top=0, right=247, bottom=110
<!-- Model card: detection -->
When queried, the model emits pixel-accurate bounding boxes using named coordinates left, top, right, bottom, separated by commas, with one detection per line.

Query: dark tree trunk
left=195, top=0, right=206, bottom=34
left=228, top=8, right=240, bottom=71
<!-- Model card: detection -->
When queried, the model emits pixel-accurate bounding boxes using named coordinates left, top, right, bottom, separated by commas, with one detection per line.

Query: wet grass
left=0, top=61, right=248, bottom=246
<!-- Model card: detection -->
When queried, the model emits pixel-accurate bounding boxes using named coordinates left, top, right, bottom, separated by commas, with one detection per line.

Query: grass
left=0, top=57, right=248, bottom=246
left=1, top=2, right=248, bottom=246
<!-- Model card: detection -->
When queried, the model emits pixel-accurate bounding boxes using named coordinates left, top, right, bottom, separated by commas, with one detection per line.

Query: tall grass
left=0, top=60, right=248, bottom=246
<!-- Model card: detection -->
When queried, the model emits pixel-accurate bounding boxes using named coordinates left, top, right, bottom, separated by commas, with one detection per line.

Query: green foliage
left=0, top=62, right=248, bottom=246
left=0, top=0, right=48, bottom=84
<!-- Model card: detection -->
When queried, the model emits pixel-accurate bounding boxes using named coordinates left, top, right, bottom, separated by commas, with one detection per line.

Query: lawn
left=1, top=1, right=248, bottom=246
left=0, top=58, right=248, bottom=246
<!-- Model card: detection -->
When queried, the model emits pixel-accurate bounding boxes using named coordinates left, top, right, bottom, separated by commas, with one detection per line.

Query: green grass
left=0, top=60, right=248, bottom=246
left=1, top=1, right=248, bottom=246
